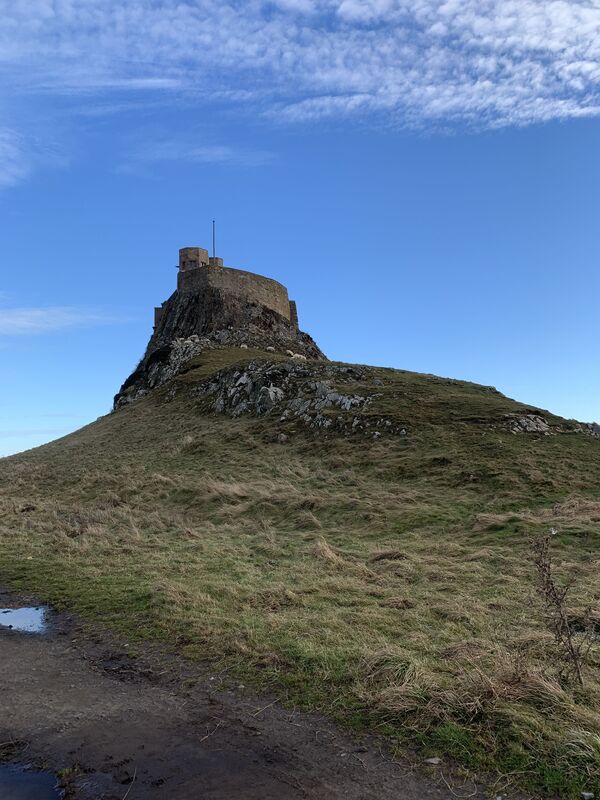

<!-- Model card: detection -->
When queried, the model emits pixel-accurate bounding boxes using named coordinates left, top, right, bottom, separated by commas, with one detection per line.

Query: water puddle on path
left=0, top=765, right=62, bottom=799
left=0, top=607, right=47, bottom=633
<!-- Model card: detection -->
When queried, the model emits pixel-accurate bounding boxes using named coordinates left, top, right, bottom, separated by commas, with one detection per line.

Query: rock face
left=187, top=360, right=407, bottom=437
left=505, top=413, right=551, bottom=434
left=150, top=284, right=322, bottom=358
left=499, top=413, right=600, bottom=438
left=114, top=250, right=325, bottom=409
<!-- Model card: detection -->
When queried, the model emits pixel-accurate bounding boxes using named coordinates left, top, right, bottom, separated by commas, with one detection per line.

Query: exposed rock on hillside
left=182, top=360, right=600, bottom=441
left=186, top=359, right=407, bottom=437
left=500, top=413, right=600, bottom=437
left=115, top=327, right=322, bottom=409
left=504, top=413, right=551, bottom=434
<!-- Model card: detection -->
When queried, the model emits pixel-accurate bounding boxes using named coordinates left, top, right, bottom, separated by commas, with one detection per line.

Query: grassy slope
left=1, top=348, right=600, bottom=796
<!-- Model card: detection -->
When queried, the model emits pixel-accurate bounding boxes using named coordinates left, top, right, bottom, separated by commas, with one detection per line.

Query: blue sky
left=1, top=0, right=600, bottom=457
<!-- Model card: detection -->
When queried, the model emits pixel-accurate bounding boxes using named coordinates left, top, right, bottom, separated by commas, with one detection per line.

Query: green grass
left=1, top=347, right=599, bottom=796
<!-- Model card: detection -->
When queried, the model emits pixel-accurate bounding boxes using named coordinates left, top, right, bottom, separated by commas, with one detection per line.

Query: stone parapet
left=177, top=262, right=292, bottom=322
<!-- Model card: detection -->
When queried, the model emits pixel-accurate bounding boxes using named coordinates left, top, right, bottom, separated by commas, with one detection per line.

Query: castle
left=113, top=244, right=324, bottom=408
left=154, top=247, right=299, bottom=331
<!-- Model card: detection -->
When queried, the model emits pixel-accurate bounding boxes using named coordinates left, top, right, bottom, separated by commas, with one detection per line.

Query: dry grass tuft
left=435, top=658, right=568, bottom=720
left=380, top=597, right=416, bottom=609
left=313, top=538, right=348, bottom=566
left=439, top=640, right=487, bottom=661
left=553, top=497, right=600, bottom=521
left=246, top=586, right=301, bottom=611
left=370, top=549, right=408, bottom=562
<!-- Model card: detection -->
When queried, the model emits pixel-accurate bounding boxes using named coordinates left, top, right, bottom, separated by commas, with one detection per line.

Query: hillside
left=1, top=346, right=600, bottom=796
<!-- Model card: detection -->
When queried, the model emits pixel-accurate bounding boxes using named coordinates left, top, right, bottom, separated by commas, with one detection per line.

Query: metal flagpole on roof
left=212, top=220, right=216, bottom=259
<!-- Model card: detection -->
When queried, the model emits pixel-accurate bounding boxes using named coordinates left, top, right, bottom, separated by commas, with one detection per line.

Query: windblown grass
left=0, top=349, right=599, bottom=796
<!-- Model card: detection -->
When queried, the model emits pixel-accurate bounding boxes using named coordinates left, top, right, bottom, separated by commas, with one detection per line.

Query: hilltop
left=1, top=249, right=599, bottom=797
left=2, top=340, right=600, bottom=796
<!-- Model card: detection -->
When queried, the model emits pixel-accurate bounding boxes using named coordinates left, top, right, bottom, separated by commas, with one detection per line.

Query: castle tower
left=179, top=247, right=209, bottom=271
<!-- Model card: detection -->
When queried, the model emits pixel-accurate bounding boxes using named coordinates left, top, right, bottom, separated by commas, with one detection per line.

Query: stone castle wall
left=177, top=262, right=295, bottom=324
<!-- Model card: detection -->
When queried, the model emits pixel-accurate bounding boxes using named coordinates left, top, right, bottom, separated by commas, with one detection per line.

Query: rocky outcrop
left=186, top=360, right=407, bottom=437
left=114, top=282, right=325, bottom=409
left=504, top=413, right=551, bottom=434
left=580, top=422, right=600, bottom=437
left=500, top=413, right=600, bottom=437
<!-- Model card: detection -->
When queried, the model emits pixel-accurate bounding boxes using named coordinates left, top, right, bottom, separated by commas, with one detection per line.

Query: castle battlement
left=154, top=246, right=298, bottom=330
left=178, top=247, right=224, bottom=270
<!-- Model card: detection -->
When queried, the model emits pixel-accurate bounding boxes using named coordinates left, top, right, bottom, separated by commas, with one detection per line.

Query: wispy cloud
left=0, top=306, right=125, bottom=335
left=2, top=1, right=600, bottom=130
left=0, top=128, right=32, bottom=188
left=131, top=138, right=276, bottom=167
left=0, top=126, right=69, bottom=189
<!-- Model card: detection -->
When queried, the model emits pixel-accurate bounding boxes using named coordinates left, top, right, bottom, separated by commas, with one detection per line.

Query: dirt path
left=0, top=592, right=499, bottom=800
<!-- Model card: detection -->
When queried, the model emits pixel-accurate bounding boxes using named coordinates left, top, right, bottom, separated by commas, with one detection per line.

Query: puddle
left=0, top=606, right=47, bottom=633
left=0, top=765, right=62, bottom=799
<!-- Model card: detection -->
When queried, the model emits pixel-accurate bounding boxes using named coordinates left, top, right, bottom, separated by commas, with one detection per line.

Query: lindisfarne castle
left=114, top=244, right=324, bottom=407
left=155, top=246, right=299, bottom=332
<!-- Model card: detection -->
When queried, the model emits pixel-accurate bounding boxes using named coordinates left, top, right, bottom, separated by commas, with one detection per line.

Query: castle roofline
left=152, top=245, right=299, bottom=331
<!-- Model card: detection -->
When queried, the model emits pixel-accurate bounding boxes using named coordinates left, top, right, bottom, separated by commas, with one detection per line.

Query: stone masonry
left=154, top=248, right=298, bottom=330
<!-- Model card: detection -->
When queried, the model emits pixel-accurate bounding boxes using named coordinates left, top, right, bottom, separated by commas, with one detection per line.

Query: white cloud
left=0, top=129, right=31, bottom=188
left=0, top=307, right=123, bottom=335
left=270, top=0, right=317, bottom=11
left=336, top=0, right=395, bottom=22
left=1, top=0, right=600, bottom=129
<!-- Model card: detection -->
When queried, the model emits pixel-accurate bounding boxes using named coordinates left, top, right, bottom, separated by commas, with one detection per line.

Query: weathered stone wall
left=179, top=247, right=209, bottom=271
left=178, top=264, right=292, bottom=322
left=154, top=305, right=165, bottom=328
left=289, top=300, right=299, bottom=330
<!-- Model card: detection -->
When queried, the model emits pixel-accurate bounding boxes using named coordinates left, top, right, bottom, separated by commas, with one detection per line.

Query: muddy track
left=0, top=589, right=511, bottom=799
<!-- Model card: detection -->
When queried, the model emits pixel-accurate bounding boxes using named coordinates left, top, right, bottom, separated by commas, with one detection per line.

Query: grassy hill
left=1, top=347, right=599, bottom=796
